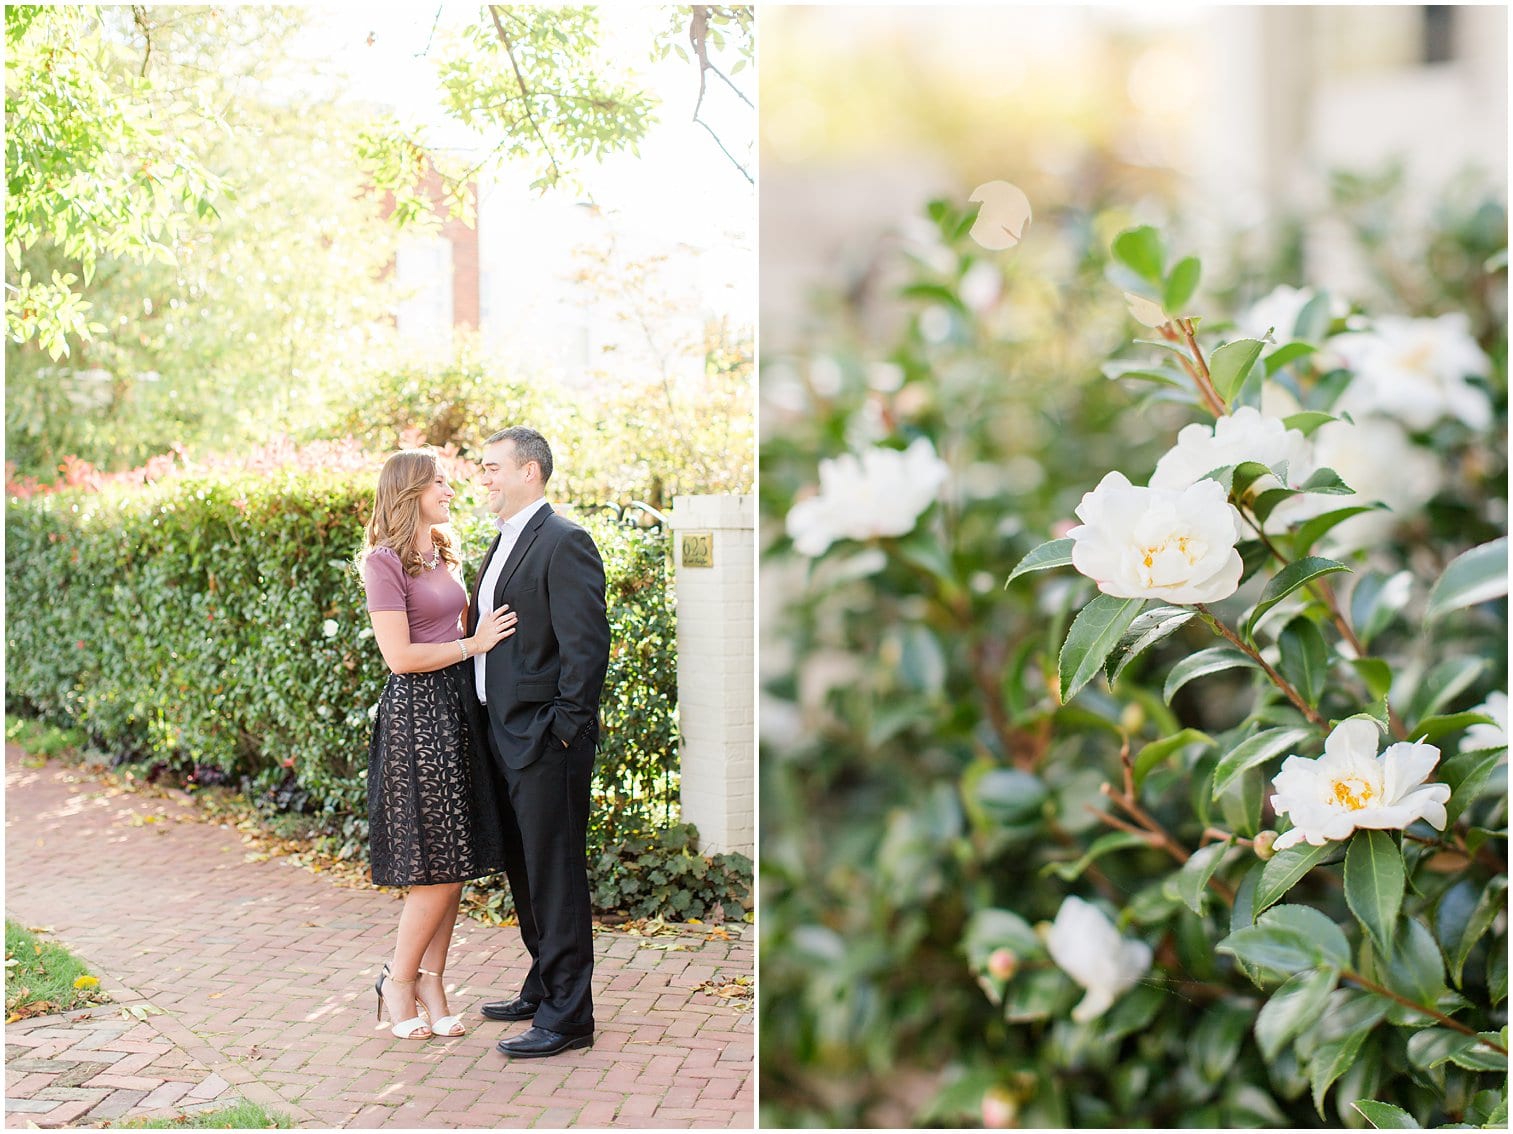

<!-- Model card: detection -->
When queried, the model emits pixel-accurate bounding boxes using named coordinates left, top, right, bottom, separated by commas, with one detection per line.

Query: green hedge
left=5, top=467, right=750, bottom=920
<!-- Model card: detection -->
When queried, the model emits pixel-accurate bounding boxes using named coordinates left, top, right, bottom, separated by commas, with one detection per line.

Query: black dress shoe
left=496, top=1026, right=593, bottom=1058
left=480, top=997, right=539, bottom=1021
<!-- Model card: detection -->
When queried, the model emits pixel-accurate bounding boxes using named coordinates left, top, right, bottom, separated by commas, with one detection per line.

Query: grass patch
left=113, top=1100, right=294, bottom=1128
left=4, top=920, right=110, bottom=1021
left=5, top=713, right=87, bottom=762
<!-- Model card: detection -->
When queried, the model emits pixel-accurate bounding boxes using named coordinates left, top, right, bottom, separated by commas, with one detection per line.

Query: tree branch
left=687, top=6, right=752, bottom=184
left=487, top=5, right=561, bottom=193
left=1195, top=604, right=1327, bottom=727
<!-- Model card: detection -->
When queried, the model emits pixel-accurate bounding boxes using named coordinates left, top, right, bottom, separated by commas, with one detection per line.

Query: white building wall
left=670, top=494, right=755, bottom=857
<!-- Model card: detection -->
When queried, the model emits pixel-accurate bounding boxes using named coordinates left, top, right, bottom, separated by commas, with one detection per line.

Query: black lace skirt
left=367, top=662, right=507, bottom=887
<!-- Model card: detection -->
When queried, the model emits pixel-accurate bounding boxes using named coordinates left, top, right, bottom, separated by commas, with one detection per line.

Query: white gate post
left=669, top=494, right=754, bottom=857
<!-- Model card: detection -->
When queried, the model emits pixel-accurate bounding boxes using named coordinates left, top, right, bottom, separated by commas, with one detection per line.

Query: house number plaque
left=681, top=531, right=714, bottom=568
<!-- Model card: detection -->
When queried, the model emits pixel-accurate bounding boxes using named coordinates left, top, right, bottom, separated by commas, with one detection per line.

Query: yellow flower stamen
left=1331, top=777, right=1375, bottom=811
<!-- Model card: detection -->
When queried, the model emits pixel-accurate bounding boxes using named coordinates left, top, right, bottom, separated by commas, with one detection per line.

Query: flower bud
left=986, top=947, right=1018, bottom=981
left=982, top=1087, right=1018, bottom=1129
left=1252, top=830, right=1278, bottom=860
left=1119, top=703, right=1146, bottom=733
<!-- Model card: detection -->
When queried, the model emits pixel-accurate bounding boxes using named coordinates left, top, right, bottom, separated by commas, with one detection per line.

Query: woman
left=360, top=448, right=516, bottom=1040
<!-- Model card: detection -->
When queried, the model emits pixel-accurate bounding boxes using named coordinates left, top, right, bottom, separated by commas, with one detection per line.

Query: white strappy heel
left=375, top=964, right=433, bottom=1040
left=417, top=968, right=467, bottom=1037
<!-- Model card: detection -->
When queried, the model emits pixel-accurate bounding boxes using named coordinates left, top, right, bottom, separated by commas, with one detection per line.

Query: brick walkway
left=4, top=745, right=753, bottom=1128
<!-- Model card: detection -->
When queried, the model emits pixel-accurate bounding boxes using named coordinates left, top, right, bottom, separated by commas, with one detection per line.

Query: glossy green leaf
left=1308, top=1026, right=1367, bottom=1116
left=1254, top=841, right=1335, bottom=918
left=1444, top=876, right=1507, bottom=987
left=1004, top=538, right=1077, bottom=586
left=1219, top=903, right=1350, bottom=974
left=1352, top=1099, right=1420, bottom=1128
left=1164, top=647, right=1257, bottom=703
left=1405, top=655, right=1488, bottom=729
left=1292, top=505, right=1383, bottom=558
left=1255, top=965, right=1339, bottom=1061
left=1245, top=556, right=1351, bottom=638
left=1384, top=917, right=1448, bottom=1010
left=1277, top=617, right=1329, bottom=707
left=1209, top=338, right=1266, bottom=404
left=1426, top=537, right=1509, bottom=621
left=1298, top=467, right=1355, bottom=495
left=1351, top=571, right=1413, bottom=648
left=1111, top=225, right=1165, bottom=283
left=1106, top=605, right=1196, bottom=684
left=1059, top=594, right=1146, bottom=701
left=1188, top=997, right=1253, bottom=1084
left=1163, top=255, right=1201, bottom=312
left=1041, top=831, right=1151, bottom=881
left=1345, top=831, right=1404, bottom=957
left=1265, top=343, right=1320, bottom=376
left=1212, top=726, right=1315, bottom=800
left=972, top=768, right=1049, bottom=828
left=963, top=907, right=1042, bottom=964
left=1133, top=727, right=1214, bottom=789
left=1440, top=747, right=1506, bottom=828
left=1172, top=839, right=1232, bottom=915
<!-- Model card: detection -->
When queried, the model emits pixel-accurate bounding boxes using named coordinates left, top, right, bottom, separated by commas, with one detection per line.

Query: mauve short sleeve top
left=362, top=546, right=468, bottom=644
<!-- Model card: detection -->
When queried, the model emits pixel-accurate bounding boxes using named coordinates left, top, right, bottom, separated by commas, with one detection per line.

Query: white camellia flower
left=1068, top=472, right=1244, bottom=604
left=1463, top=692, right=1508, bottom=754
left=1331, top=313, right=1492, bottom=432
left=321, top=619, right=339, bottom=638
left=1045, top=896, right=1152, bottom=1023
left=968, top=181, right=1032, bottom=251
left=1270, top=718, right=1451, bottom=850
left=1298, top=416, right=1443, bottom=548
left=785, top=438, right=950, bottom=557
left=1148, top=407, right=1315, bottom=495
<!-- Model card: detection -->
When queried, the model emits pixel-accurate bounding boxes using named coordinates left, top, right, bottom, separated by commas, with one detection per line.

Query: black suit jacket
left=467, top=503, right=610, bottom=771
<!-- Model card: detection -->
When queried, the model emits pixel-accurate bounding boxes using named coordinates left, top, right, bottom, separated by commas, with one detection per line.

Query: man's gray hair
left=487, top=426, right=553, bottom=483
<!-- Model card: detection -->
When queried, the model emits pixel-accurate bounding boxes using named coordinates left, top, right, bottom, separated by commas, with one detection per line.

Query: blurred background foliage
left=758, top=6, right=1506, bottom=1127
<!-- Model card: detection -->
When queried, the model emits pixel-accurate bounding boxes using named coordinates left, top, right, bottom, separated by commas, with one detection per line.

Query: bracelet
left=457, top=638, right=469, bottom=661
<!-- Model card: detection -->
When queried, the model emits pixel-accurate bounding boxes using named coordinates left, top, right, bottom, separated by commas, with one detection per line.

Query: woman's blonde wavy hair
left=359, top=448, right=460, bottom=576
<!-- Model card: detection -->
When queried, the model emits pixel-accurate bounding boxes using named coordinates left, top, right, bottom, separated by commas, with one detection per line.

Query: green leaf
left=1219, top=903, right=1350, bottom=974
left=1404, top=1027, right=1506, bottom=1072
left=1292, top=505, right=1383, bottom=558
left=1005, top=538, right=1074, bottom=586
left=1111, top=225, right=1165, bottom=283
left=1171, top=839, right=1232, bottom=915
left=1133, top=727, right=1215, bottom=789
left=1277, top=617, right=1329, bottom=707
left=1351, top=571, right=1413, bottom=648
left=1254, top=842, right=1335, bottom=918
left=1353, top=1099, right=1420, bottom=1128
left=1212, top=727, right=1315, bottom=800
left=1255, top=965, right=1339, bottom=1061
left=1383, top=917, right=1448, bottom=1010
left=1413, top=709, right=1500, bottom=746
left=1309, top=1028, right=1368, bottom=1117
left=1162, top=255, right=1201, bottom=312
left=1426, top=538, right=1509, bottom=621
left=1059, top=594, right=1147, bottom=701
left=1188, top=998, right=1253, bottom=1085
left=1440, top=746, right=1506, bottom=828
left=963, top=907, right=1043, bottom=964
left=1265, top=343, right=1320, bottom=376
left=1041, top=831, right=1151, bottom=881
left=1298, top=467, right=1355, bottom=495
left=1245, top=557, right=1351, bottom=638
left=1345, top=831, right=1405, bottom=957
left=1164, top=647, right=1257, bottom=703
left=1106, top=605, right=1197, bottom=684
left=1230, top=459, right=1279, bottom=498
left=1099, top=363, right=1187, bottom=388
left=1405, top=655, right=1488, bottom=729
left=1251, top=487, right=1300, bottom=525
left=971, top=768, right=1049, bottom=828
left=1443, top=876, right=1507, bottom=987
left=1209, top=338, right=1266, bottom=404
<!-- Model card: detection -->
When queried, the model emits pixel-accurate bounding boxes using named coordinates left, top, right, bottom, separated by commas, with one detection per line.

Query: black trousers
left=486, top=718, right=597, bottom=1037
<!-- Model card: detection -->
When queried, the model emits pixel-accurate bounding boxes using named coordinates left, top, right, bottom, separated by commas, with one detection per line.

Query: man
left=466, top=426, right=610, bottom=1058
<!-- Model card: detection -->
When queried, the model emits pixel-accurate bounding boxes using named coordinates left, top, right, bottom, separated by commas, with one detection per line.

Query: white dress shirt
left=474, top=496, right=549, bottom=703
